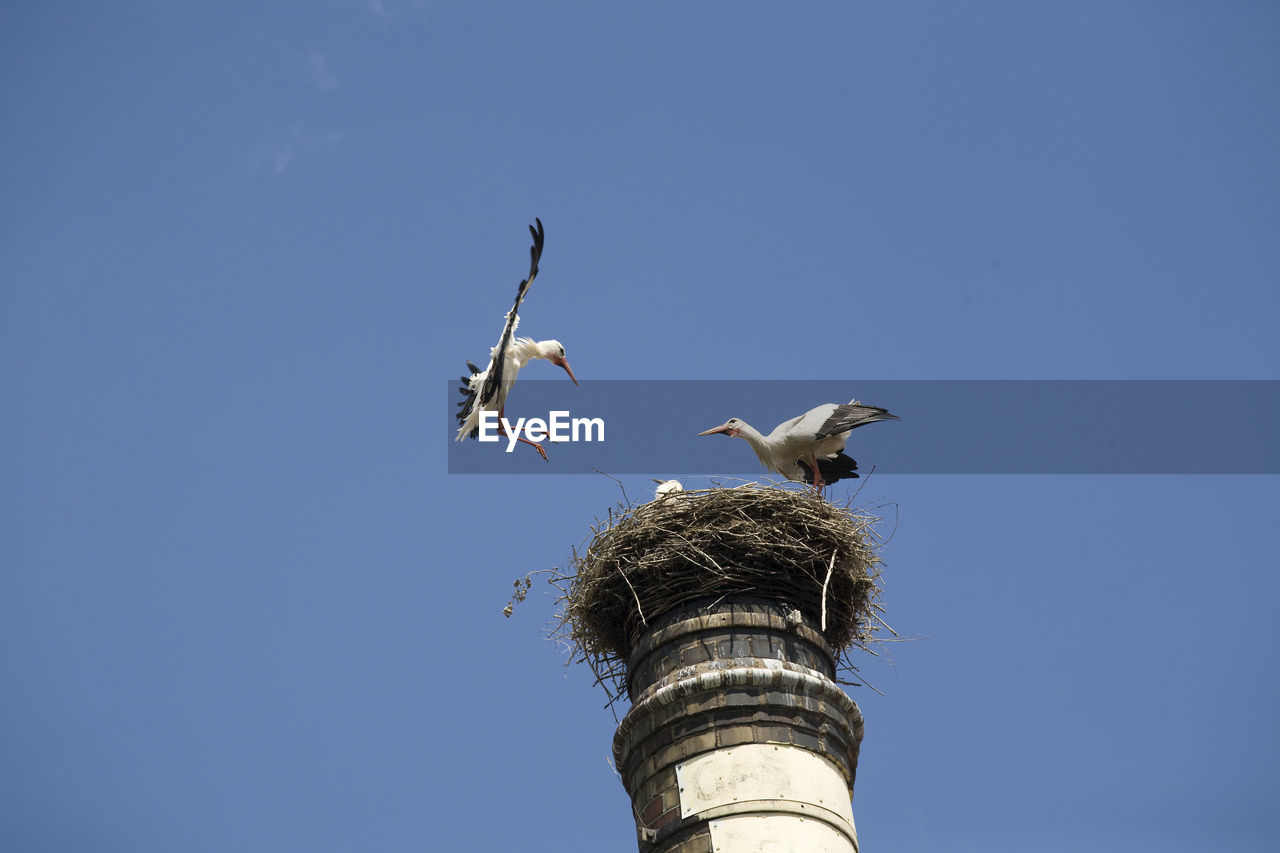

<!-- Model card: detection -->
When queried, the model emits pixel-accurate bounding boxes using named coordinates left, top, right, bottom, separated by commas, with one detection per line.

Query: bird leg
left=810, top=453, right=826, bottom=495
left=514, top=434, right=549, bottom=461
left=497, top=407, right=549, bottom=461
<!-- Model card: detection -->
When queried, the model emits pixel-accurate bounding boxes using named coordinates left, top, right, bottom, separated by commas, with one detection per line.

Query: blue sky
left=3, top=3, right=1279, bottom=851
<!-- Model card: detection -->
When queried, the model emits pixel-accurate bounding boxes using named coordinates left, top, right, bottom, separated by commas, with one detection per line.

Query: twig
left=872, top=612, right=900, bottom=638
left=616, top=564, right=647, bottom=628
left=849, top=464, right=874, bottom=503
left=590, top=467, right=632, bottom=508
left=821, top=549, right=836, bottom=632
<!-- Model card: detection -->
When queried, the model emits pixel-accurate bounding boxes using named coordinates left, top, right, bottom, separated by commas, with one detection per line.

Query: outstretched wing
left=814, top=403, right=899, bottom=439
left=455, top=361, right=483, bottom=435
left=478, top=218, right=544, bottom=409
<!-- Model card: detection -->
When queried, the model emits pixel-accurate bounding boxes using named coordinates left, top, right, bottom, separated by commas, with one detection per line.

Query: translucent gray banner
left=447, top=380, right=1280, bottom=475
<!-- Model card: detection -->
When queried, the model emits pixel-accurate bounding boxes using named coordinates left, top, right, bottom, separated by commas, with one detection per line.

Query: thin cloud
left=364, top=0, right=433, bottom=21
left=273, top=149, right=295, bottom=177
left=252, top=124, right=344, bottom=179
left=307, top=50, right=339, bottom=90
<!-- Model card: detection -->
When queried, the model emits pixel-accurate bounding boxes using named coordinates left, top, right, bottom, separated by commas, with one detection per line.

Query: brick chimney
left=612, top=596, right=864, bottom=852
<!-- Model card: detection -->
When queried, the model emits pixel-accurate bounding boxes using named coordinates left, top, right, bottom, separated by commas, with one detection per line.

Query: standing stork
left=698, top=399, right=898, bottom=493
left=455, top=218, right=578, bottom=460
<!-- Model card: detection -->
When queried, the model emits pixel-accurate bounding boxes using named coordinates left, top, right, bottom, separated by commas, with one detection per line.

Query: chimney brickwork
left=612, top=597, right=864, bottom=852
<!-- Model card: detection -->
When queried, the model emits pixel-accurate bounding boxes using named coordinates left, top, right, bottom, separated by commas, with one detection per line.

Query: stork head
left=698, top=418, right=743, bottom=438
left=535, top=339, right=578, bottom=385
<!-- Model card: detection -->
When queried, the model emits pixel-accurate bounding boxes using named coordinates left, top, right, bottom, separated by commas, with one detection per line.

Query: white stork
left=698, top=399, right=898, bottom=493
left=455, top=218, right=578, bottom=460
left=651, top=478, right=684, bottom=499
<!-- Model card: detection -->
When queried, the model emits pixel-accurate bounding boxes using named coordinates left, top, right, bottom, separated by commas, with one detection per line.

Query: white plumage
left=651, top=478, right=684, bottom=499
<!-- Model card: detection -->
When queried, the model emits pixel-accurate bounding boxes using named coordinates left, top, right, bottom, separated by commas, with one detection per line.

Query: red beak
left=698, top=423, right=735, bottom=437
left=551, top=356, right=578, bottom=386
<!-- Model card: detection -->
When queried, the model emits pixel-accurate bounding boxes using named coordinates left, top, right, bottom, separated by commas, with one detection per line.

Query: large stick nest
left=549, top=483, right=888, bottom=702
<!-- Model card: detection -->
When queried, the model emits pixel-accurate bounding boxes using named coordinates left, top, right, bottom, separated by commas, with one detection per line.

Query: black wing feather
left=796, top=452, right=860, bottom=486
left=814, top=404, right=899, bottom=439
left=456, top=362, right=481, bottom=433
left=478, top=218, right=545, bottom=409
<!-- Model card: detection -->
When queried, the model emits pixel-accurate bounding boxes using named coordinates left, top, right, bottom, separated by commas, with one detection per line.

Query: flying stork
left=698, top=399, right=898, bottom=493
left=455, top=218, right=578, bottom=460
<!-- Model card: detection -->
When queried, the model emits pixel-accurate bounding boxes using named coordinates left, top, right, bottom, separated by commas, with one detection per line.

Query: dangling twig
left=821, top=549, right=836, bottom=632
